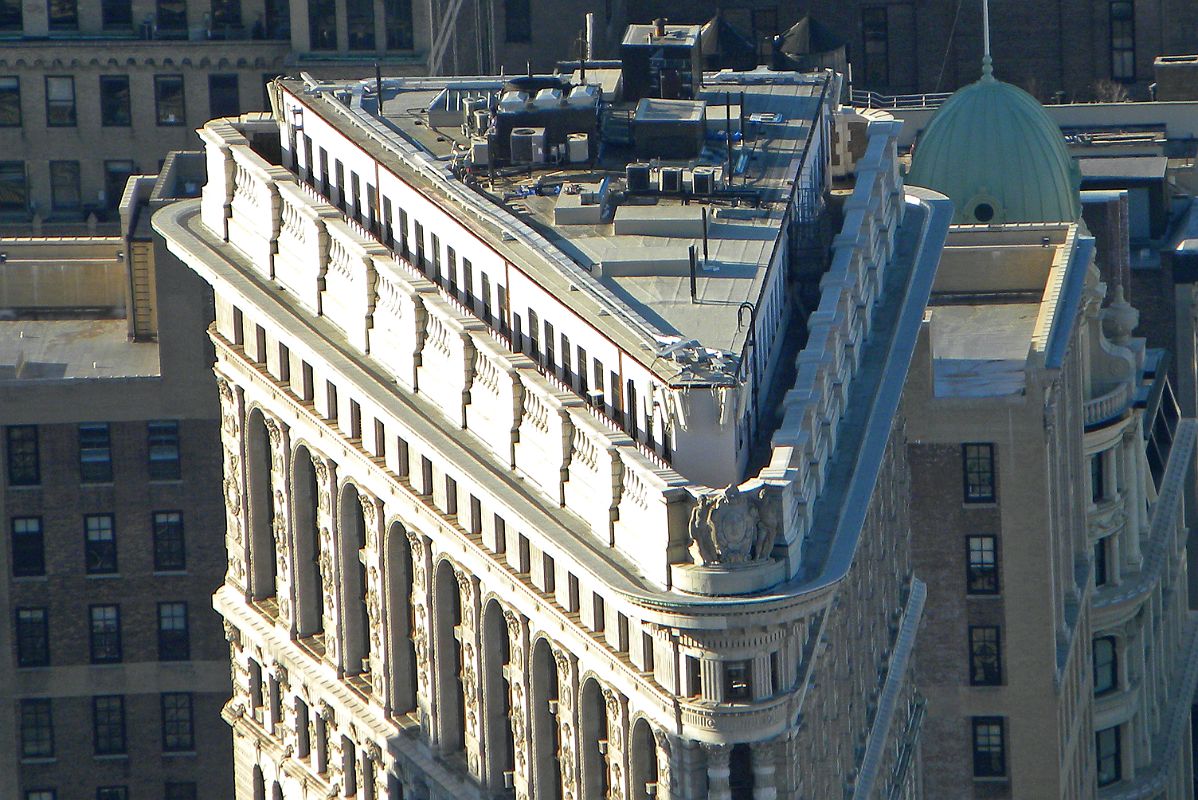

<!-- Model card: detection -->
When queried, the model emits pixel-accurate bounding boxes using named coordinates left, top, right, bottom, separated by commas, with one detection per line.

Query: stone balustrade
left=1085, top=380, right=1133, bottom=428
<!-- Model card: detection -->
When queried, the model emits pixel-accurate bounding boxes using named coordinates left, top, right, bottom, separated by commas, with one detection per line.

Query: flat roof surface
left=1078, top=155, right=1169, bottom=180
left=930, top=303, right=1037, bottom=397
left=0, top=319, right=159, bottom=381
left=297, top=67, right=827, bottom=365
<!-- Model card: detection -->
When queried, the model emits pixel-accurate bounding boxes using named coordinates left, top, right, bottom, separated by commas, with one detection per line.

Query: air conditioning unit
left=626, top=163, right=651, bottom=192
left=566, top=132, right=589, bottom=163
left=510, top=127, right=546, bottom=165
left=691, top=166, right=716, bottom=195
left=659, top=166, right=682, bottom=193
left=469, top=137, right=490, bottom=166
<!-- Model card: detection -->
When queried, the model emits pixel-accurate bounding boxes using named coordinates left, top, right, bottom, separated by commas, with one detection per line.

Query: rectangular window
left=7, top=425, right=39, bottom=485
left=12, top=517, right=45, bottom=577
left=1094, top=536, right=1109, bottom=586
left=49, top=160, right=80, bottom=211
left=47, top=0, right=77, bottom=30
left=968, top=626, right=1002, bottom=685
left=462, top=258, right=473, bottom=307
left=0, top=0, right=20, bottom=31
left=158, top=602, right=190, bottom=661
left=1096, top=725, right=1122, bottom=786
left=20, top=698, right=53, bottom=758
left=148, top=420, right=181, bottom=480
left=1090, top=452, right=1105, bottom=503
left=153, top=511, right=186, bottom=571
left=724, top=660, right=752, bottom=701
left=309, top=0, right=336, bottom=49
left=493, top=513, right=507, bottom=553
left=966, top=535, right=998, bottom=594
left=480, top=272, right=492, bottom=323
left=862, top=7, right=889, bottom=88
left=210, top=0, right=241, bottom=30
left=527, top=309, right=540, bottom=359
left=384, top=0, right=413, bottom=49
left=430, top=233, right=441, bottom=281
left=469, top=495, right=482, bottom=534
left=101, top=0, right=132, bottom=29
left=208, top=73, right=240, bottom=118
left=97, top=788, right=128, bottom=800
left=592, top=592, right=605, bottom=631
left=85, top=515, right=118, bottom=574
left=161, top=693, right=194, bottom=752
left=16, top=607, right=49, bottom=667
left=447, top=246, right=458, bottom=294
left=90, top=604, right=122, bottom=663
left=45, top=76, right=75, bottom=127
left=1110, top=1, right=1135, bottom=81
left=971, top=717, right=1006, bottom=778
left=93, top=696, right=126, bottom=755
left=0, top=160, right=26, bottom=211
left=156, top=0, right=187, bottom=36
left=544, top=321, right=555, bottom=369
left=0, top=77, right=19, bottom=126
left=1093, top=636, right=1118, bottom=695
left=103, top=161, right=134, bottom=209
left=505, top=0, right=530, bottom=42
left=26, top=792, right=56, bottom=800
left=962, top=443, right=995, bottom=503
left=154, top=75, right=185, bottom=126
left=79, top=423, right=113, bottom=482
left=686, top=655, right=701, bottom=697
left=346, top=0, right=374, bottom=49
left=164, top=784, right=197, bottom=800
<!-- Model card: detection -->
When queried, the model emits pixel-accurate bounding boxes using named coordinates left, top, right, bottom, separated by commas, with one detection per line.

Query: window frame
left=48, top=160, right=80, bottom=212
left=46, top=0, right=78, bottom=31
left=1109, top=0, right=1135, bottom=82
left=148, top=420, right=181, bottom=480
left=1093, top=636, right=1118, bottom=696
left=79, top=423, right=113, bottom=482
left=44, top=75, right=76, bottom=127
left=154, top=74, right=186, bottom=126
left=96, top=789, right=129, bottom=800
left=962, top=443, right=996, bottom=503
left=16, top=607, right=49, bottom=667
left=0, top=76, right=21, bottom=127
left=99, top=75, right=132, bottom=127
left=100, top=0, right=132, bottom=30
left=0, top=159, right=28, bottom=212
left=153, top=510, right=187, bottom=571
left=161, top=692, right=195, bottom=752
left=7, top=424, right=40, bottom=485
left=89, top=604, right=123, bottom=664
left=207, top=73, right=240, bottom=119
left=20, top=698, right=54, bottom=758
left=92, top=695, right=126, bottom=755
left=968, top=625, right=1003, bottom=686
left=971, top=716, right=1006, bottom=778
left=965, top=534, right=999, bottom=594
left=861, top=6, right=890, bottom=88
left=157, top=601, right=190, bottom=661
left=1096, top=725, right=1122, bottom=786
left=85, top=514, right=118, bottom=575
left=11, top=516, right=45, bottom=577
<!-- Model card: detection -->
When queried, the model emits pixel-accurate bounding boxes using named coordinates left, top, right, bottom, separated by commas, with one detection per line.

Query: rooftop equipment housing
left=620, top=21, right=703, bottom=102
left=633, top=98, right=707, bottom=160
left=492, top=76, right=600, bottom=165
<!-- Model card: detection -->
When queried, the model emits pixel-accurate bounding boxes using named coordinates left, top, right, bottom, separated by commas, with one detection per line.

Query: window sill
left=86, top=573, right=122, bottom=579
left=20, top=756, right=57, bottom=764
left=163, top=750, right=197, bottom=758
left=152, top=570, right=189, bottom=577
left=94, top=753, right=129, bottom=761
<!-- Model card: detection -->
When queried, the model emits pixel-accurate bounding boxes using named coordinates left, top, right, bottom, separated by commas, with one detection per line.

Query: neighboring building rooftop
left=0, top=318, right=159, bottom=381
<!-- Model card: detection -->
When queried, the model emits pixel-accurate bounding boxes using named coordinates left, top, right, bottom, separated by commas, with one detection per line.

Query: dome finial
left=981, top=0, right=996, bottom=80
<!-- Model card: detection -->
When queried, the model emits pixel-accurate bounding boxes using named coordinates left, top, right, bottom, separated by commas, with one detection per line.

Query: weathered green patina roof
left=907, top=59, right=1081, bottom=225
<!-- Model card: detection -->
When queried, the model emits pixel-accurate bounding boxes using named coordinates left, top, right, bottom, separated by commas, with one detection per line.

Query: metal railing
left=850, top=89, right=952, bottom=110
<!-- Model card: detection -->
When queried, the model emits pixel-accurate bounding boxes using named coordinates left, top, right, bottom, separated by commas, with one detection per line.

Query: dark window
left=44, top=76, right=75, bottom=126
left=1093, top=636, right=1117, bottom=695
left=49, top=161, right=80, bottom=211
left=7, top=425, right=39, bottom=484
left=724, top=660, right=752, bottom=701
left=148, top=420, right=181, bottom=479
left=0, top=0, right=20, bottom=30
left=385, top=0, right=413, bottom=49
left=12, top=517, right=45, bottom=577
left=505, top=0, right=530, bottom=43
left=861, top=7, right=889, bottom=88
left=308, top=0, right=336, bottom=49
left=90, top=604, right=122, bottom=663
left=971, top=717, right=1006, bottom=777
left=0, top=160, right=26, bottom=211
left=966, top=535, right=998, bottom=594
left=1096, top=725, right=1121, bottom=786
left=26, top=791, right=57, bottom=800
left=165, top=783, right=198, bottom=800
left=155, top=74, right=185, bottom=125
left=79, top=423, right=113, bottom=482
left=208, top=74, right=240, bottom=118
left=1094, top=536, right=1109, bottom=586
left=20, top=698, right=53, bottom=758
left=156, top=0, right=187, bottom=36
left=1090, top=452, right=1105, bottom=503
left=1110, top=1, right=1135, bottom=81
left=263, top=0, right=288, bottom=38
left=103, top=161, right=134, bottom=209
left=97, top=789, right=128, bottom=800
left=346, top=0, right=373, bottom=49
left=47, top=0, right=77, bottom=30
left=85, top=515, right=118, bottom=574
left=158, top=602, right=190, bottom=661
left=430, top=233, right=441, bottom=280
left=210, top=0, right=241, bottom=31
left=447, top=246, right=458, bottom=294
left=0, top=77, right=21, bottom=126
left=16, top=607, right=49, bottom=667
left=161, top=693, right=194, bottom=751
left=968, top=626, right=1002, bottom=685
left=153, top=511, right=187, bottom=571
left=92, top=695, right=126, bottom=755
left=101, top=0, right=132, bottom=29
left=962, top=443, right=995, bottom=503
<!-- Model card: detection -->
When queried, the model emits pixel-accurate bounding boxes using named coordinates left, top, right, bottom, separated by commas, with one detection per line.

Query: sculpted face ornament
left=687, top=485, right=781, bottom=566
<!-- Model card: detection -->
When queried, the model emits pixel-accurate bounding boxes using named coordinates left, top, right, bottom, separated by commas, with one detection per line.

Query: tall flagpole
left=981, top=0, right=994, bottom=78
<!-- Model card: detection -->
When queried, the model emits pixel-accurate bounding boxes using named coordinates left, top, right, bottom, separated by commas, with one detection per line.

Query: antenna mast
left=982, top=0, right=994, bottom=78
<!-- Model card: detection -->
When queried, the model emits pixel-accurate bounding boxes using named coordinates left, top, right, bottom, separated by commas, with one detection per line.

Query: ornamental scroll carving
left=602, top=687, right=627, bottom=800
left=687, top=485, right=782, bottom=566
left=503, top=608, right=531, bottom=800
left=553, top=647, right=578, bottom=800
left=652, top=728, right=674, bottom=800
left=216, top=377, right=247, bottom=588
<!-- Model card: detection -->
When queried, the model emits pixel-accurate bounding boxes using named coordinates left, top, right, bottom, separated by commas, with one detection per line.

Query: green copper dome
left=907, top=62, right=1081, bottom=225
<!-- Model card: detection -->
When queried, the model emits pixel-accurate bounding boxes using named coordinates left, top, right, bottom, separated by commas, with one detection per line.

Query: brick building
left=0, top=157, right=232, bottom=800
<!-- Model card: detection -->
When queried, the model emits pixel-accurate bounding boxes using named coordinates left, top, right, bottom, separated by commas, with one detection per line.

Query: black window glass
left=79, top=423, right=113, bottom=482
left=1093, top=636, right=1118, bottom=695
left=101, top=0, right=132, bottom=29
left=0, top=160, right=25, bottom=211
left=85, top=515, right=117, bottom=574
left=862, top=7, right=889, bottom=87
left=346, top=0, right=373, bottom=49
left=158, top=602, right=190, bottom=661
left=308, top=0, right=336, bottom=50
left=966, top=535, right=998, bottom=594
left=210, top=0, right=241, bottom=33
left=90, top=604, right=122, bottom=663
left=7, top=425, right=39, bottom=484
left=100, top=76, right=131, bottom=126
left=161, top=693, right=194, bottom=751
left=962, top=443, right=995, bottom=502
left=165, top=784, right=198, bottom=800
left=156, top=0, right=187, bottom=36
left=384, top=0, right=412, bottom=49
left=47, top=0, right=77, bottom=30
left=1096, top=725, right=1121, bottom=786
left=155, top=74, right=185, bottom=125
left=153, top=511, right=186, bottom=570
left=20, top=698, right=53, bottom=757
left=971, top=717, right=1006, bottom=777
left=104, top=161, right=134, bottom=209
left=208, top=73, right=240, bottom=118
left=16, top=607, right=49, bottom=666
left=92, top=695, right=126, bottom=755
left=148, top=420, right=181, bottom=479
left=0, top=0, right=20, bottom=30
left=0, top=77, right=20, bottom=126
left=49, top=161, right=80, bottom=211
left=11, top=517, right=44, bottom=577
left=968, top=626, right=1002, bottom=685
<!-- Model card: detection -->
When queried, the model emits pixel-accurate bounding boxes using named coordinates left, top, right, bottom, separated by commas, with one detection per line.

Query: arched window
left=339, top=484, right=372, bottom=676
left=386, top=522, right=417, bottom=714
left=729, top=743, right=754, bottom=799
left=246, top=410, right=276, bottom=601
left=483, top=601, right=515, bottom=790
left=434, top=560, right=465, bottom=753
left=293, top=447, right=322, bottom=637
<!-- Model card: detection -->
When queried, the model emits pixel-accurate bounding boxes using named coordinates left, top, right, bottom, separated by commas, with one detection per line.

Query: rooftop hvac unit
left=510, top=127, right=546, bottom=165
left=567, top=84, right=600, bottom=108
left=463, top=96, right=488, bottom=125
left=626, top=163, right=651, bottom=192
left=469, top=137, right=490, bottom=166
left=659, top=167, right=682, bottom=193
left=532, top=87, right=564, bottom=109
left=472, top=108, right=491, bottom=134
left=498, top=91, right=528, bottom=114
left=691, top=166, right=715, bottom=195
left=566, top=133, right=589, bottom=163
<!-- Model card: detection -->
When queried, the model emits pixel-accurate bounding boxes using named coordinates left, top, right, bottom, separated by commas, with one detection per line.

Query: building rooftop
left=0, top=318, right=159, bottom=382
left=284, top=66, right=830, bottom=381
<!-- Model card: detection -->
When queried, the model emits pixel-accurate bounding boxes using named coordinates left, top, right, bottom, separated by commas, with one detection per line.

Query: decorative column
left=705, top=743, right=732, bottom=800
left=504, top=610, right=533, bottom=800
left=752, top=741, right=779, bottom=800
left=456, top=569, right=485, bottom=781
left=320, top=701, right=344, bottom=792
left=651, top=728, right=675, bottom=800
left=406, top=531, right=436, bottom=740
left=360, top=494, right=386, bottom=700
left=216, top=376, right=250, bottom=593
left=602, top=687, right=629, bottom=800
left=313, top=456, right=340, bottom=668
left=552, top=647, right=580, bottom=800
left=265, top=417, right=294, bottom=630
